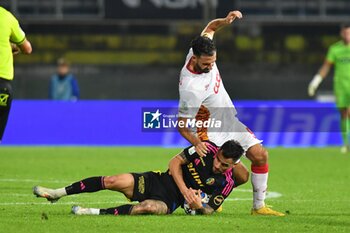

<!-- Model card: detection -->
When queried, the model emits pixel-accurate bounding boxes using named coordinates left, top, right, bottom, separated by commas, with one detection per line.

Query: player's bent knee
left=103, top=175, right=122, bottom=189
left=133, top=201, right=164, bottom=215
left=103, top=174, right=133, bottom=191
left=261, top=149, right=269, bottom=162
left=246, top=145, right=269, bottom=165
left=143, top=203, right=158, bottom=214
left=103, top=176, right=115, bottom=189
left=139, top=200, right=168, bottom=215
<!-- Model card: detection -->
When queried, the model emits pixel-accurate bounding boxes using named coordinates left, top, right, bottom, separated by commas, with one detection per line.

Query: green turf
left=0, top=147, right=349, bottom=233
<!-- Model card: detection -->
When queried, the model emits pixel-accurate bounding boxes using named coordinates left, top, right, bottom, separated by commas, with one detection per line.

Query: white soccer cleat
left=33, top=186, right=60, bottom=203
left=71, top=206, right=99, bottom=215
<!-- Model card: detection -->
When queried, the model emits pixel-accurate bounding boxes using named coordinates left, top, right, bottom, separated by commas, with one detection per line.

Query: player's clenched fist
left=11, top=43, right=20, bottom=55
left=225, top=10, right=242, bottom=24
left=182, top=188, right=199, bottom=206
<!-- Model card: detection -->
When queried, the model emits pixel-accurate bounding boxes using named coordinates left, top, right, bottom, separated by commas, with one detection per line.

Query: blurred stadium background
left=1, top=0, right=349, bottom=146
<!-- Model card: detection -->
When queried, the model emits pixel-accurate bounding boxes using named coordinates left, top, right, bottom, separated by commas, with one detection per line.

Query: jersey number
left=214, top=73, right=221, bottom=94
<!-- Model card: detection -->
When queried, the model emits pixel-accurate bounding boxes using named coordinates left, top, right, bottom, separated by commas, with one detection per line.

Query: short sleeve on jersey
left=9, top=14, right=25, bottom=44
left=183, top=145, right=198, bottom=161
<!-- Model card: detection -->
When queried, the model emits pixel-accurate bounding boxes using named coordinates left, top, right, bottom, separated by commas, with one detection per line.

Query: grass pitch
left=0, top=146, right=349, bottom=233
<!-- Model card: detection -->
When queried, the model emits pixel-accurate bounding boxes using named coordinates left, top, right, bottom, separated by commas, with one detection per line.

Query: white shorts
left=205, top=117, right=263, bottom=153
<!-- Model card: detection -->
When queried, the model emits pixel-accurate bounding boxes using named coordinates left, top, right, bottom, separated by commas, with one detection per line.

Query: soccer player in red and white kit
left=177, top=10, right=285, bottom=216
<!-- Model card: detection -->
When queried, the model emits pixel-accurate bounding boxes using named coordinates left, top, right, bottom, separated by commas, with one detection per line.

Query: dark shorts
left=0, top=78, right=13, bottom=140
left=130, top=171, right=183, bottom=214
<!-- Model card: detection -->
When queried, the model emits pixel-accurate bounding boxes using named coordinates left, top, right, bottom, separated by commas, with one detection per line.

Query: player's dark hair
left=220, top=140, right=244, bottom=162
left=340, top=23, right=350, bottom=30
left=191, top=36, right=216, bottom=57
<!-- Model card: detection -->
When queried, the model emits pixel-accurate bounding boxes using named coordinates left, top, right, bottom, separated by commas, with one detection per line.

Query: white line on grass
left=0, top=201, right=127, bottom=206
left=0, top=178, right=71, bottom=184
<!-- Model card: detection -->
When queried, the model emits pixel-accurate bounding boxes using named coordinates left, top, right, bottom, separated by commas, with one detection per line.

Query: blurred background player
left=308, top=23, right=350, bottom=153
left=49, top=58, right=80, bottom=101
left=177, top=10, right=284, bottom=216
left=0, top=6, right=32, bottom=143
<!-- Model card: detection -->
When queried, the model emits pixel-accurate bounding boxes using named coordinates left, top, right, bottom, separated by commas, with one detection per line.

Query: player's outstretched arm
left=308, top=60, right=332, bottom=96
left=201, top=10, right=242, bottom=40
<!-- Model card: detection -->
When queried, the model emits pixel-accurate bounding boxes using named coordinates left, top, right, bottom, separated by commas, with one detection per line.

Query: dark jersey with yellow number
left=181, top=141, right=237, bottom=210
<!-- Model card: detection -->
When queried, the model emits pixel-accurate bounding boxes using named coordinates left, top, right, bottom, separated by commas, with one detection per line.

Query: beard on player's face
left=193, top=53, right=216, bottom=73
left=194, top=62, right=211, bottom=73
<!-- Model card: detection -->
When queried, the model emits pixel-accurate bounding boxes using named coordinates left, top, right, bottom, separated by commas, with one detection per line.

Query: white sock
left=90, top=208, right=100, bottom=215
left=54, top=188, right=67, bottom=198
left=251, top=172, right=268, bottom=209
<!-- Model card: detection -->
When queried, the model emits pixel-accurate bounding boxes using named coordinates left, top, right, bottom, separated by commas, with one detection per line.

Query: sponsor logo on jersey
left=206, top=177, right=215, bottom=185
left=213, top=195, right=224, bottom=206
left=179, top=100, right=188, bottom=113
left=338, top=57, right=350, bottom=63
left=200, top=157, right=206, bottom=166
left=187, top=162, right=204, bottom=187
left=138, top=176, right=145, bottom=194
left=0, top=94, right=9, bottom=107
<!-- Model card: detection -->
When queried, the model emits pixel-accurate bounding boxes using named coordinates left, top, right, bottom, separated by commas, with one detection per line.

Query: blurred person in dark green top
left=0, top=6, right=32, bottom=142
left=308, top=23, right=350, bottom=153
